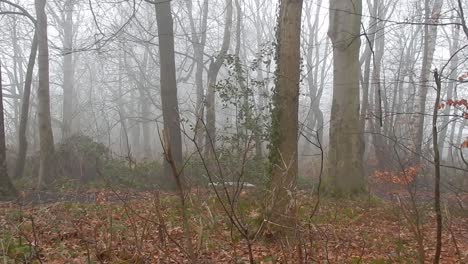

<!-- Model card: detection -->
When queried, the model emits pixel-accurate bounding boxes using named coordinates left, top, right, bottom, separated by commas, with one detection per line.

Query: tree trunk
left=327, top=0, right=364, bottom=196
left=36, top=0, right=56, bottom=188
left=62, top=0, right=75, bottom=139
left=187, top=0, right=209, bottom=148
left=130, top=90, right=141, bottom=159
left=432, top=70, right=443, bottom=264
left=360, top=0, right=378, bottom=134
left=370, top=3, right=389, bottom=169
left=154, top=0, right=184, bottom=189
left=268, top=0, right=303, bottom=234
left=411, top=0, right=443, bottom=163
left=439, top=22, right=459, bottom=154
left=11, top=20, right=23, bottom=142
left=117, top=54, right=130, bottom=159
left=304, top=0, right=326, bottom=153
left=15, top=32, right=38, bottom=179
left=154, top=1, right=193, bottom=260
left=0, top=63, right=18, bottom=199
left=139, top=46, right=152, bottom=159
left=205, top=0, right=233, bottom=156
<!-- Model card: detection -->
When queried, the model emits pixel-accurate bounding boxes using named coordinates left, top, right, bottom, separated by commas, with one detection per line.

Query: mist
left=0, top=0, right=467, bottom=262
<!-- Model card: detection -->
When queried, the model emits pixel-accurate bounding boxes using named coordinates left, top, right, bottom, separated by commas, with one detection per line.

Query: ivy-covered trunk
left=268, top=0, right=303, bottom=236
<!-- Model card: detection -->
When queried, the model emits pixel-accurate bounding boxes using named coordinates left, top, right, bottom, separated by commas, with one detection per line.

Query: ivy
left=267, top=1, right=282, bottom=177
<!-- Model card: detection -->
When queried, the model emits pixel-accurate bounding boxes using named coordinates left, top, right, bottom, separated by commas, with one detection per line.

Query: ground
left=0, top=189, right=467, bottom=263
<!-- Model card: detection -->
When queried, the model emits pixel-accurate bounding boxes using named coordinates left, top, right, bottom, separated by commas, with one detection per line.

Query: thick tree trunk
left=154, top=0, right=183, bottom=188
left=36, top=0, right=56, bottom=188
left=205, top=0, right=233, bottom=156
left=15, top=32, right=38, bottom=179
left=327, top=0, right=364, bottom=196
left=0, top=63, right=18, bottom=199
left=268, top=0, right=303, bottom=234
left=154, top=1, right=193, bottom=261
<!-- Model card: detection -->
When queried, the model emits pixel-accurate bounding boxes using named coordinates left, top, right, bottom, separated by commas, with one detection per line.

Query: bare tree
left=186, top=0, right=208, bottom=148
left=205, top=0, right=233, bottom=156
left=439, top=19, right=460, bottom=153
left=15, top=32, right=37, bottom=179
left=139, top=45, right=153, bottom=159
left=432, top=69, right=443, bottom=264
left=152, top=0, right=184, bottom=189
left=49, top=0, right=77, bottom=139
left=411, top=0, right=443, bottom=163
left=304, top=0, right=327, bottom=150
left=326, top=0, right=364, bottom=195
left=35, top=0, right=56, bottom=188
left=0, top=62, right=17, bottom=199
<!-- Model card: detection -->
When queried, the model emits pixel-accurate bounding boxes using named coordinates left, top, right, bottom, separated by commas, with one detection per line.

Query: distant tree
left=0, top=63, right=17, bottom=199
left=35, top=0, right=56, bottom=188
left=410, top=0, right=443, bottom=163
left=186, top=0, right=209, bottom=148
left=326, top=0, right=364, bottom=195
left=268, top=0, right=303, bottom=234
left=303, top=0, right=327, bottom=150
left=49, top=0, right=77, bottom=139
left=205, top=0, right=233, bottom=156
left=15, top=32, right=37, bottom=179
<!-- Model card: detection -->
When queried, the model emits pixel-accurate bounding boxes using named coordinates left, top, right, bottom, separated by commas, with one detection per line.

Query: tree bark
left=432, top=70, right=442, bottom=264
left=62, top=0, right=76, bottom=139
left=154, top=0, right=184, bottom=189
left=15, top=32, right=38, bottom=179
left=35, top=0, right=56, bottom=188
left=0, top=63, right=18, bottom=199
left=268, top=0, right=303, bottom=234
left=327, top=0, right=364, bottom=196
left=154, top=1, right=192, bottom=260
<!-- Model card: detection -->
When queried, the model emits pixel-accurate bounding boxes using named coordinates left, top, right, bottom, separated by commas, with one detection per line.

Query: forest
left=0, top=0, right=467, bottom=263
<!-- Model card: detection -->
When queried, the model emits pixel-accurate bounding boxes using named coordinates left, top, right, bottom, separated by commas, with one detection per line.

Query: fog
left=0, top=0, right=467, bottom=261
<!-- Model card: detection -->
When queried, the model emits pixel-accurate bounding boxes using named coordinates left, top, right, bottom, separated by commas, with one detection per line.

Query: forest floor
left=1, top=188, right=467, bottom=263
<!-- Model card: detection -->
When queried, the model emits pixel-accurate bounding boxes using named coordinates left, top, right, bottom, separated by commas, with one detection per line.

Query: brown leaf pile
left=1, top=190, right=467, bottom=263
